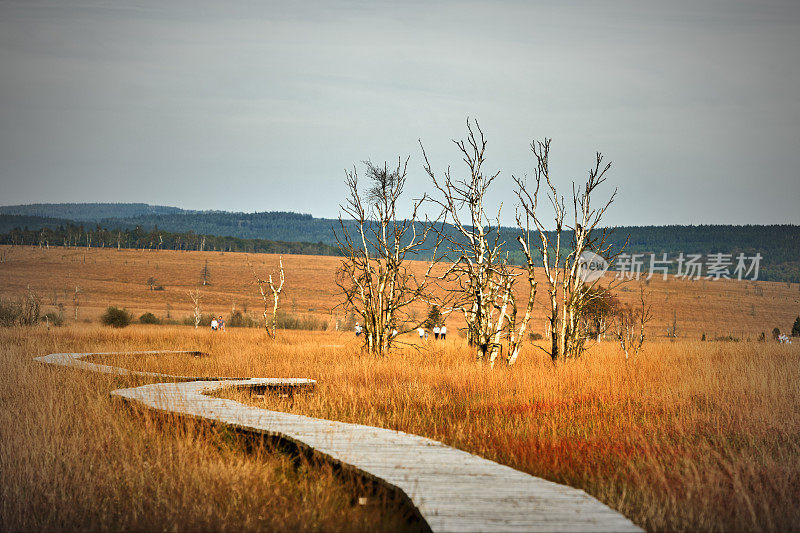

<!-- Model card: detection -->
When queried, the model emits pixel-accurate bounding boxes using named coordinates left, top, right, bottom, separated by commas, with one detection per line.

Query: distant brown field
left=1, top=244, right=798, bottom=339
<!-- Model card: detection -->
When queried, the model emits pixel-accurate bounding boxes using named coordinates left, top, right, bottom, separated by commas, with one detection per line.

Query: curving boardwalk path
left=36, top=351, right=641, bottom=532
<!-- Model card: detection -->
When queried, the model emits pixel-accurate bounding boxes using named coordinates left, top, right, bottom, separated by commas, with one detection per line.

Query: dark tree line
left=0, top=222, right=342, bottom=257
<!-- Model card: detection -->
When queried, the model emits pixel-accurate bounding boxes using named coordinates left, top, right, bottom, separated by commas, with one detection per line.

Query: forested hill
left=0, top=216, right=341, bottom=257
left=98, top=211, right=329, bottom=243
left=0, top=203, right=187, bottom=221
left=1, top=204, right=799, bottom=281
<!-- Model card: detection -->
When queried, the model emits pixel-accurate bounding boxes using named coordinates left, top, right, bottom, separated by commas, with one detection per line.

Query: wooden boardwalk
left=36, top=351, right=641, bottom=532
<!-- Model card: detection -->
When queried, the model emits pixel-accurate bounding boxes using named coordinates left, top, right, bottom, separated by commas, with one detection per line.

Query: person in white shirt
left=355, top=323, right=362, bottom=337
left=210, top=318, right=218, bottom=331
left=417, top=327, right=425, bottom=340
left=440, top=324, right=447, bottom=340
left=433, top=325, right=440, bottom=340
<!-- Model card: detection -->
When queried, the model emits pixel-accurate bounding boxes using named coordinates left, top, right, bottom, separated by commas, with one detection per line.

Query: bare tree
left=188, top=288, right=202, bottom=329
left=23, top=286, right=41, bottom=326
left=335, top=158, right=440, bottom=356
left=73, top=286, right=82, bottom=321
left=421, top=120, right=534, bottom=365
left=614, top=282, right=653, bottom=360
left=667, top=309, right=679, bottom=338
left=514, top=138, right=620, bottom=362
left=200, top=260, right=212, bottom=286
left=248, top=255, right=285, bottom=339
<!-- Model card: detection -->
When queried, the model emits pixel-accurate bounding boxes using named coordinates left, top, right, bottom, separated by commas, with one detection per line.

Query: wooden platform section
left=36, top=351, right=641, bottom=532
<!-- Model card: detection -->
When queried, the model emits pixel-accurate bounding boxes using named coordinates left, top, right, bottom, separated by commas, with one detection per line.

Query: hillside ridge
left=2, top=203, right=798, bottom=281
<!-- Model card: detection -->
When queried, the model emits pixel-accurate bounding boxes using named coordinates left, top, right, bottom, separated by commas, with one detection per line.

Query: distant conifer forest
left=0, top=204, right=798, bottom=282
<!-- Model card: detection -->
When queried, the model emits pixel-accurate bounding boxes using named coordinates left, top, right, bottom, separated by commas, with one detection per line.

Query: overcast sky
left=1, top=0, right=798, bottom=226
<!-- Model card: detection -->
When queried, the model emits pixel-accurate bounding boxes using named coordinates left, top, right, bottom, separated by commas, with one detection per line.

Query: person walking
left=355, top=323, right=362, bottom=337
left=433, top=325, right=440, bottom=340
left=440, top=324, right=447, bottom=340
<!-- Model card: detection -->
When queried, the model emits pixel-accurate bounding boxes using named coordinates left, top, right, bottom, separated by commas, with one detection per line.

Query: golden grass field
left=0, top=326, right=420, bottom=532
left=2, top=245, right=800, bottom=531
left=1, top=245, right=798, bottom=338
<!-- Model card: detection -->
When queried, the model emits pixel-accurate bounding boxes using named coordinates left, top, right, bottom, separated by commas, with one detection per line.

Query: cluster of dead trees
left=336, top=120, right=649, bottom=364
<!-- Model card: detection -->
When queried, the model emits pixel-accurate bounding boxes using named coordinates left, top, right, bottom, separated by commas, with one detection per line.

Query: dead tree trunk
left=188, top=289, right=202, bottom=329
left=200, top=260, right=211, bottom=286
left=422, top=119, right=534, bottom=366
left=73, top=286, right=81, bottom=321
left=614, top=282, right=652, bottom=361
left=335, top=158, right=441, bottom=356
left=514, top=138, right=621, bottom=362
left=249, top=256, right=284, bottom=339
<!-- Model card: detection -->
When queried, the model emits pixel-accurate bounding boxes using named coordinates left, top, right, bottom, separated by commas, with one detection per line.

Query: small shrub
left=42, top=311, right=64, bottom=327
left=0, top=293, right=40, bottom=327
left=529, top=332, right=544, bottom=341
left=20, top=289, right=41, bottom=326
left=183, top=313, right=214, bottom=327
left=425, top=305, right=442, bottom=329
left=228, top=310, right=257, bottom=328
left=100, top=307, right=132, bottom=328
left=0, top=299, right=21, bottom=327
left=139, top=312, right=161, bottom=325
left=276, top=311, right=328, bottom=331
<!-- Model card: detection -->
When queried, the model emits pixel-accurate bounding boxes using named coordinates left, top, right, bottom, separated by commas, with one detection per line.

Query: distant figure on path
left=433, top=325, right=440, bottom=340
left=440, top=325, right=447, bottom=340
left=355, top=323, right=362, bottom=337
left=210, top=317, right=218, bottom=331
